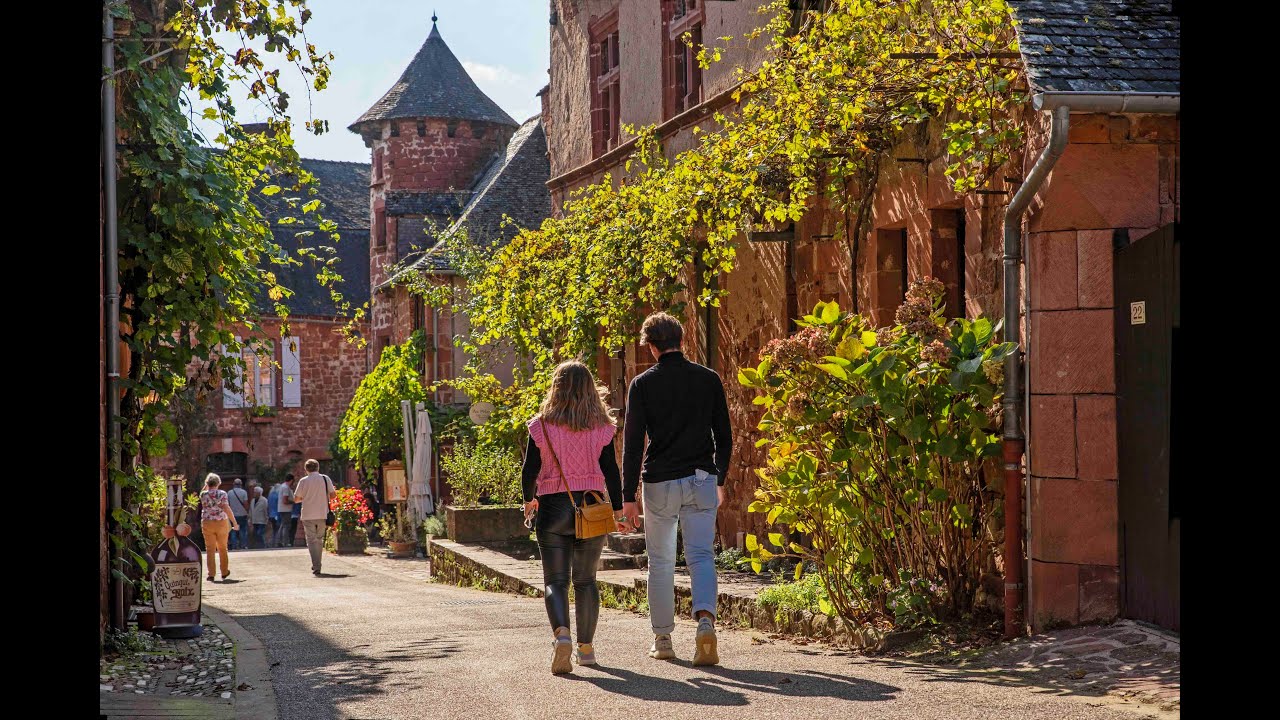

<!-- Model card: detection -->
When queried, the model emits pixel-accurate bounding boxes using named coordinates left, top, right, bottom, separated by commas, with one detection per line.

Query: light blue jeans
left=644, top=470, right=719, bottom=635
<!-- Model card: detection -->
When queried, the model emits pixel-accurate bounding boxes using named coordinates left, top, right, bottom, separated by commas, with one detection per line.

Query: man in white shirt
left=293, top=459, right=337, bottom=575
left=275, top=475, right=296, bottom=547
left=226, top=478, right=251, bottom=550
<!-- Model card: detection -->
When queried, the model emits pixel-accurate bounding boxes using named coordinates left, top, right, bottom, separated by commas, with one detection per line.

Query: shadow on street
left=573, top=662, right=899, bottom=705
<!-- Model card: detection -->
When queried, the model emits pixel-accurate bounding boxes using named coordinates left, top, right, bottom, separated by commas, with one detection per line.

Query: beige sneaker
left=575, top=642, right=596, bottom=666
left=649, top=633, right=675, bottom=660
left=551, top=626, right=573, bottom=674
left=692, top=618, right=719, bottom=666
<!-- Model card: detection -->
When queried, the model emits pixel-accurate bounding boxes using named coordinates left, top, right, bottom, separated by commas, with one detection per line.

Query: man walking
left=293, top=459, right=337, bottom=576
left=621, top=312, right=732, bottom=666
left=267, top=479, right=281, bottom=545
left=226, top=478, right=251, bottom=550
left=275, top=475, right=296, bottom=547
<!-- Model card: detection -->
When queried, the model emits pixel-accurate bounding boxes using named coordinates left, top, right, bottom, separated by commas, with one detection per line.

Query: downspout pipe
left=1001, top=104, right=1069, bottom=639
left=103, top=4, right=125, bottom=633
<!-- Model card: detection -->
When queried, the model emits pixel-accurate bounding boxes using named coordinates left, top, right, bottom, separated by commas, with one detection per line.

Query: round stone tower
left=350, top=15, right=518, bottom=349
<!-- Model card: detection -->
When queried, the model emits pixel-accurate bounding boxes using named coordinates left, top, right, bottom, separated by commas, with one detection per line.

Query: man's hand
left=622, top=501, right=642, bottom=532
left=717, top=485, right=725, bottom=508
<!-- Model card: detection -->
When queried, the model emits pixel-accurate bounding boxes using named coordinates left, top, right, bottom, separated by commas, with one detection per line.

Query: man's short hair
left=285, top=473, right=294, bottom=482
left=640, top=312, right=683, bottom=352
left=304, top=459, right=320, bottom=472
left=233, top=478, right=243, bottom=485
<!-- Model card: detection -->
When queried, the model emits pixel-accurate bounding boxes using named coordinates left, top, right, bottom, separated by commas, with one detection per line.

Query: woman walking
left=199, top=473, right=240, bottom=581
left=522, top=360, right=629, bottom=674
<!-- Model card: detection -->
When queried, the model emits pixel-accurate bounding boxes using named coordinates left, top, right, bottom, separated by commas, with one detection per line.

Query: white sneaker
left=649, top=633, right=675, bottom=660
left=551, top=627, right=573, bottom=674
left=575, top=642, right=596, bottom=666
left=693, top=618, right=719, bottom=666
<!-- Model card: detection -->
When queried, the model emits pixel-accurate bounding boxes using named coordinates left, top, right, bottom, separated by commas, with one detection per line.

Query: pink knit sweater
left=528, top=417, right=616, bottom=497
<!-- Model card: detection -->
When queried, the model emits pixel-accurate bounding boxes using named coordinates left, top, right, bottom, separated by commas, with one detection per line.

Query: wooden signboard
left=383, top=461, right=407, bottom=503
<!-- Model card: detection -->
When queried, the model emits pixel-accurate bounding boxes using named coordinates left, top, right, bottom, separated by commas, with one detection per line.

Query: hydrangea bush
left=738, top=278, right=1016, bottom=626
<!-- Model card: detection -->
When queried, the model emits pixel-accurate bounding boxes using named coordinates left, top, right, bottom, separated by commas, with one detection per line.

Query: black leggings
left=535, top=492, right=607, bottom=643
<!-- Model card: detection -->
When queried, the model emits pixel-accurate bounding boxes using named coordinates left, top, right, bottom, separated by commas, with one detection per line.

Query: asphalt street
left=204, top=547, right=1160, bottom=720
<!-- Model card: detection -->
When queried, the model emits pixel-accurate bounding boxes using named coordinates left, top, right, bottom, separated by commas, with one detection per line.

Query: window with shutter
left=222, top=340, right=246, bottom=409
left=253, top=340, right=275, bottom=407
left=282, top=335, right=302, bottom=407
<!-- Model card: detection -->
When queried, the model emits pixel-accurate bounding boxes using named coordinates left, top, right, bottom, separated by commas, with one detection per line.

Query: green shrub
left=740, top=280, right=1015, bottom=626
left=757, top=572, right=830, bottom=620
left=440, top=441, right=522, bottom=506
left=419, top=514, right=446, bottom=539
left=715, top=547, right=746, bottom=571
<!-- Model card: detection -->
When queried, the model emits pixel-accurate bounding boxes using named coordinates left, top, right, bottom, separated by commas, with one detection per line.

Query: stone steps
left=607, top=532, right=647, bottom=555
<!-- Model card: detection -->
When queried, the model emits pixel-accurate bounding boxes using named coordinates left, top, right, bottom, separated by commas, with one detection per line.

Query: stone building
left=199, top=156, right=372, bottom=491
left=350, top=17, right=552, bottom=500
left=543, top=0, right=1179, bottom=632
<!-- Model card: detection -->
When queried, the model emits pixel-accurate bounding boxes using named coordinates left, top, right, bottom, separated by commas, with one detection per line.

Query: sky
left=195, top=1, right=550, bottom=163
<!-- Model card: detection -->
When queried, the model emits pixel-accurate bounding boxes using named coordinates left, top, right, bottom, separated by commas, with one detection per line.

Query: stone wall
left=1023, top=112, right=1179, bottom=631
left=203, top=316, right=370, bottom=482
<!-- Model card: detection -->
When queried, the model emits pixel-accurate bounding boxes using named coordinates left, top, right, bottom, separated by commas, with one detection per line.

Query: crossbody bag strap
left=541, top=421, right=581, bottom=516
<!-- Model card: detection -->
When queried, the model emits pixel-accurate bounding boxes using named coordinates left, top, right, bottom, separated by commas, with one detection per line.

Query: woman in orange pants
left=199, top=474, right=240, bottom=581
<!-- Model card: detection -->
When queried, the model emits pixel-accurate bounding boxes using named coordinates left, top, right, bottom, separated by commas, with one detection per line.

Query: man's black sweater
left=621, top=351, right=732, bottom=502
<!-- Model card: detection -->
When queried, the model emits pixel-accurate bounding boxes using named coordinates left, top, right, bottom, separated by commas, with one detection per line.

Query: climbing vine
left=107, top=0, right=355, bottom=593
left=402, top=0, right=1024, bottom=440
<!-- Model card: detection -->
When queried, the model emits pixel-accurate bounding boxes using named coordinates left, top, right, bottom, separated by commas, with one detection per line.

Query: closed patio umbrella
left=410, top=404, right=434, bottom=521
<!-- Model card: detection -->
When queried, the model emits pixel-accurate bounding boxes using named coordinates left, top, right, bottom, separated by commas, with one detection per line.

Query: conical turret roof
left=349, top=19, right=517, bottom=133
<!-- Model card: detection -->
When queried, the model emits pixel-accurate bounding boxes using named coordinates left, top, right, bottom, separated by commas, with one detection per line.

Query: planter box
left=443, top=505, right=528, bottom=543
left=335, top=531, right=368, bottom=555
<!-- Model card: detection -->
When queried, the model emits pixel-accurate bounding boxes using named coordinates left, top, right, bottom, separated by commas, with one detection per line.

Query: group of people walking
left=523, top=311, right=732, bottom=673
left=193, top=310, right=732, bottom=673
left=197, top=460, right=337, bottom=581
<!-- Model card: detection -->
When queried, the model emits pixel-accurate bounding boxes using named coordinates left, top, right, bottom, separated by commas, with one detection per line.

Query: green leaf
left=927, top=487, right=949, bottom=503
left=973, top=318, right=993, bottom=345
left=957, top=355, right=983, bottom=373
left=768, top=532, right=785, bottom=547
left=745, top=534, right=759, bottom=552
left=794, top=562, right=804, bottom=580
left=818, top=597, right=833, bottom=615
left=767, top=506, right=783, bottom=524
left=816, top=363, right=848, bottom=380
left=261, top=185, right=282, bottom=196
left=820, top=301, right=840, bottom=324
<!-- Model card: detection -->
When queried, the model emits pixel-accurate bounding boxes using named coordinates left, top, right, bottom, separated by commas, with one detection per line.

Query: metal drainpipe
left=431, top=302, right=440, bottom=502
left=1002, top=104, right=1070, bottom=639
left=103, top=3, right=126, bottom=632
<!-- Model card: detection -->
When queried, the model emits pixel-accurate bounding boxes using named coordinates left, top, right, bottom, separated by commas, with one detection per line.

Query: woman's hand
left=614, top=511, right=632, bottom=534
left=523, top=499, right=538, bottom=520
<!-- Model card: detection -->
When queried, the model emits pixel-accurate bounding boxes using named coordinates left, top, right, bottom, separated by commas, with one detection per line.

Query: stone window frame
left=661, top=0, right=705, bottom=119
left=589, top=9, right=621, bottom=157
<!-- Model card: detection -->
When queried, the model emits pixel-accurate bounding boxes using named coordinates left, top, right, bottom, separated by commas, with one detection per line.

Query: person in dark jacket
left=622, top=312, right=732, bottom=667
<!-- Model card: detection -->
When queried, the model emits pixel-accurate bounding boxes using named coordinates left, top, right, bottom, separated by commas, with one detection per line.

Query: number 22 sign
left=1130, top=301, right=1146, bottom=325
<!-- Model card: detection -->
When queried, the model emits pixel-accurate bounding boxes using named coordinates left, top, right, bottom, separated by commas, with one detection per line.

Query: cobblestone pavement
left=941, top=619, right=1181, bottom=713
left=100, top=616, right=239, bottom=700
left=202, top=546, right=1175, bottom=720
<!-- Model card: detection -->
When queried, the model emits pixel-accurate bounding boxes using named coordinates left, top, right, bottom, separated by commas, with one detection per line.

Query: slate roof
left=249, top=159, right=371, bottom=317
left=386, top=116, right=551, bottom=284
left=349, top=22, right=517, bottom=132
left=1008, top=1, right=1179, bottom=94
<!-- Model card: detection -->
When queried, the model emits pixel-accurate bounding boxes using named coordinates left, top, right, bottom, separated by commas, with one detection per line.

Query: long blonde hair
left=537, top=360, right=616, bottom=430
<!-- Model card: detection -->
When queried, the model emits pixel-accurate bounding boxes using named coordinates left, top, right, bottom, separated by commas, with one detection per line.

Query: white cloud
left=462, top=60, right=523, bottom=86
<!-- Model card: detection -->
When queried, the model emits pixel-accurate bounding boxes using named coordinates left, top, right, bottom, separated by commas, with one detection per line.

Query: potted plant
left=329, top=487, right=373, bottom=555
left=439, top=442, right=527, bottom=543
left=376, top=506, right=418, bottom=558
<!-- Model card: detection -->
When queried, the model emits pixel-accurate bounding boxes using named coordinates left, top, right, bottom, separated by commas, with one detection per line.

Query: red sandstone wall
left=366, top=117, right=511, bottom=350
left=547, top=0, right=772, bottom=178
left=206, top=317, right=369, bottom=482
left=1023, top=112, right=1179, bottom=631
